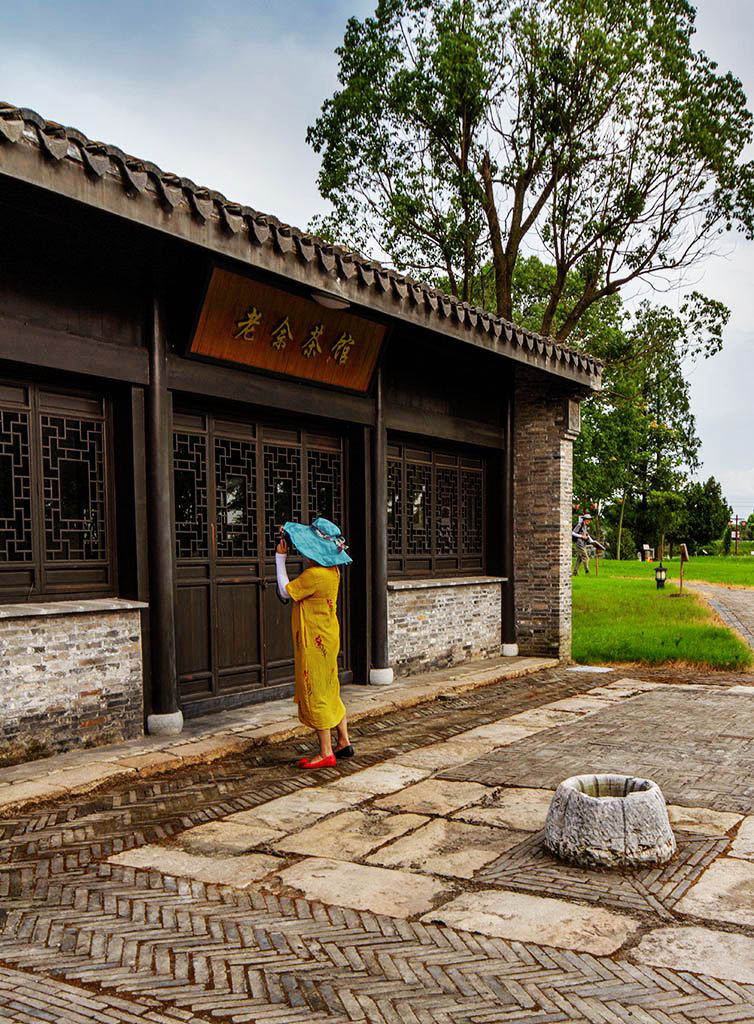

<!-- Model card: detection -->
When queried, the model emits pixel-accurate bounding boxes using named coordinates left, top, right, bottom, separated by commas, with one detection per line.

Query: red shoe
left=299, top=753, right=336, bottom=770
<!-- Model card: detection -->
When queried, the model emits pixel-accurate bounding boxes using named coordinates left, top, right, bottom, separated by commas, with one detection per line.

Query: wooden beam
left=384, top=404, right=504, bottom=450
left=167, top=355, right=375, bottom=426
left=0, top=314, right=148, bottom=384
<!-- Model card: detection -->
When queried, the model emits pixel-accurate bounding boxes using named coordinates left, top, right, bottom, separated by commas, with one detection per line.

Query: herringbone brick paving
left=474, top=830, right=730, bottom=919
left=440, top=687, right=754, bottom=813
left=1, top=666, right=754, bottom=1022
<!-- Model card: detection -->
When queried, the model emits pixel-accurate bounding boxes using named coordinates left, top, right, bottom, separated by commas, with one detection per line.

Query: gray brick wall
left=0, top=606, right=144, bottom=765
left=513, top=371, right=579, bottom=658
left=388, top=579, right=502, bottom=677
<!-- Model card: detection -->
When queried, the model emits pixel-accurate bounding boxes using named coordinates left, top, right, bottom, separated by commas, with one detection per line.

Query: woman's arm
left=275, top=536, right=291, bottom=601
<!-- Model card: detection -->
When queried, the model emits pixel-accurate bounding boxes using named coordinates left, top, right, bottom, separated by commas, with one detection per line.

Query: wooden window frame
left=0, top=378, right=117, bottom=603
left=386, top=436, right=486, bottom=579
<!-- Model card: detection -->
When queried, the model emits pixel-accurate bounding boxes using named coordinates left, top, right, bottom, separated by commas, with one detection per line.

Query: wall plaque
left=189, top=268, right=386, bottom=392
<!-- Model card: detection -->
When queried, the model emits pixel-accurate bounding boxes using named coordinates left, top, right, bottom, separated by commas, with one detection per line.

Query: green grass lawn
left=591, top=555, right=754, bottom=587
left=572, top=573, right=753, bottom=670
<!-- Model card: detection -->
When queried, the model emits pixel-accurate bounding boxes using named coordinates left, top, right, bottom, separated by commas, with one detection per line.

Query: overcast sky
left=2, top=1, right=752, bottom=514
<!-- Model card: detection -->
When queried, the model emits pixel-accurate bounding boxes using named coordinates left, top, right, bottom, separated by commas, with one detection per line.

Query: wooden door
left=173, top=410, right=347, bottom=710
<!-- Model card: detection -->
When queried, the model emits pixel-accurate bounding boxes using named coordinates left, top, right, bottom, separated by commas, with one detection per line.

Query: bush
left=723, top=525, right=732, bottom=555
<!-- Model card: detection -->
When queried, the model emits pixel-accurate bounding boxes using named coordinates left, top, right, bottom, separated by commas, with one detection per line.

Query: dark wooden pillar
left=502, top=389, right=518, bottom=653
left=370, top=367, right=393, bottom=683
left=346, top=424, right=372, bottom=684
left=145, top=280, right=182, bottom=733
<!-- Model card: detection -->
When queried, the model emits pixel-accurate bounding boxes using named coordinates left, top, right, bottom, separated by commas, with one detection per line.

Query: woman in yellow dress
left=275, top=516, right=353, bottom=770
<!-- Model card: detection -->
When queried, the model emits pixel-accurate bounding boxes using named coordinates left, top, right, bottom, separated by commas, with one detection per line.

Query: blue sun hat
left=282, top=516, right=353, bottom=567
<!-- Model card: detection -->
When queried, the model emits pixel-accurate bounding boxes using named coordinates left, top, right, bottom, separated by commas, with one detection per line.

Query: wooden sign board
left=189, top=267, right=386, bottom=392
left=680, top=543, right=689, bottom=563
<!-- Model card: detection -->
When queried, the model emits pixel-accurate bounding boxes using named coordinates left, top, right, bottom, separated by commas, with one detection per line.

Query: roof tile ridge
left=1, top=101, right=602, bottom=379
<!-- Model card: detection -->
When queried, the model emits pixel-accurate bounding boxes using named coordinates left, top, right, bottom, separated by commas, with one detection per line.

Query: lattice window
left=215, top=437, right=256, bottom=560
left=461, top=469, right=484, bottom=555
left=387, top=459, right=403, bottom=556
left=173, top=431, right=208, bottom=560
left=387, top=440, right=486, bottom=576
left=42, top=415, right=106, bottom=562
left=307, top=449, right=342, bottom=525
left=264, top=444, right=301, bottom=555
left=436, top=467, right=459, bottom=555
left=406, top=462, right=432, bottom=556
left=0, top=410, right=32, bottom=562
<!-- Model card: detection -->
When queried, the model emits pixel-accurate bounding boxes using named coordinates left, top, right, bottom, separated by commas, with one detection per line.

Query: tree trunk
left=480, top=152, right=511, bottom=319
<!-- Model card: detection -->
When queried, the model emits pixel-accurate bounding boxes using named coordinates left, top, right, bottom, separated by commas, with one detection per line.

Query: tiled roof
left=0, top=102, right=602, bottom=385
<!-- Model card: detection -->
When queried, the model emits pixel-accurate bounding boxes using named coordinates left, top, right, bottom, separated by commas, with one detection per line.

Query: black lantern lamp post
left=655, top=563, right=667, bottom=589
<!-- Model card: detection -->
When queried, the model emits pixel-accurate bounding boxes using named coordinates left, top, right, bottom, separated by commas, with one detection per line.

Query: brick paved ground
left=1, top=665, right=754, bottom=1022
left=691, top=582, right=754, bottom=651
left=441, top=687, right=754, bottom=812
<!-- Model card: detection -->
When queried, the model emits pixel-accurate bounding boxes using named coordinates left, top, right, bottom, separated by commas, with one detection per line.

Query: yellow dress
left=286, top=566, right=345, bottom=731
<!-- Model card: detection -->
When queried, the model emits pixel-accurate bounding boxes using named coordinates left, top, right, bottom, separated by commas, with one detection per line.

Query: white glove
left=275, top=552, right=291, bottom=601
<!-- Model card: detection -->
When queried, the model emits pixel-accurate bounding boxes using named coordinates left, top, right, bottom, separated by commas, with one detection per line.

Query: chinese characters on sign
left=331, top=333, right=355, bottom=365
left=270, top=317, right=294, bottom=350
left=234, top=306, right=262, bottom=340
left=302, top=324, right=324, bottom=358
left=190, top=267, right=386, bottom=392
left=233, top=309, right=356, bottom=364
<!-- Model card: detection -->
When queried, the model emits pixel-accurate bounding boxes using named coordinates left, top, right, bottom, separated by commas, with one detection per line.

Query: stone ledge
left=388, top=576, right=507, bottom=592
left=0, top=597, right=148, bottom=620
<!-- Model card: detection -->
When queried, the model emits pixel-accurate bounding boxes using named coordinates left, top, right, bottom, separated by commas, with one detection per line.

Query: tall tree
left=684, top=477, right=731, bottom=552
left=495, top=256, right=723, bottom=518
left=646, top=490, right=686, bottom=560
left=309, top=0, right=754, bottom=341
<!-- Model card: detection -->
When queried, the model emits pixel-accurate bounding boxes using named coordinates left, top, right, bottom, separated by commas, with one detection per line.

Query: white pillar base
left=502, top=643, right=519, bottom=657
left=147, top=710, right=184, bottom=736
left=369, top=667, right=394, bottom=686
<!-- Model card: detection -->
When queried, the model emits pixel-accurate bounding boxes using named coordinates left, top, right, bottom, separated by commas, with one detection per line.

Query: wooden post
left=679, top=543, right=689, bottom=595
left=370, top=366, right=393, bottom=684
left=501, top=391, right=517, bottom=655
left=145, top=273, right=182, bottom=734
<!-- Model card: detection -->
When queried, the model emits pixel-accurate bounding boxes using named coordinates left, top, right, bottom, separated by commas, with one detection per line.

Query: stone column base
left=147, top=710, right=184, bottom=736
left=502, top=643, right=519, bottom=657
left=369, top=667, right=394, bottom=686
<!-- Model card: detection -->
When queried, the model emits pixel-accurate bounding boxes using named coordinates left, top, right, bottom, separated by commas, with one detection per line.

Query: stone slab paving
left=365, top=818, right=528, bottom=879
left=374, top=778, right=490, bottom=816
left=731, top=815, right=754, bottom=859
left=666, top=804, right=743, bottom=835
left=423, top=889, right=640, bottom=955
left=175, top=820, right=285, bottom=856
left=274, top=808, right=429, bottom=861
left=675, top=856, right=754, bottom=927
left=2, top=665, right=754, bottom=1021
left=110, top=845, right=284, bottom=888
left=452, top=786, right=556, bottom=831
left=270, top=857, right=453, bottom=918
left=630, top=926, right=754, bottom=986
left=322, top=762, right=430, bottom=797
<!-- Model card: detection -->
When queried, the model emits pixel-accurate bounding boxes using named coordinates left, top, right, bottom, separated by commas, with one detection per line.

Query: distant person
left=572, top=513, right=599, bottom=576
